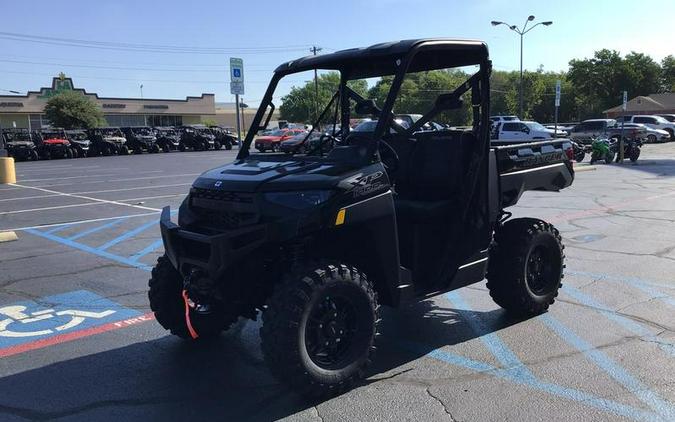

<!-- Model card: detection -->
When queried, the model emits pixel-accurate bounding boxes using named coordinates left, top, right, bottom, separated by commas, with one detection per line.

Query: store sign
left=38, top=75, right=75, bottom=99
left=0, top=102, right=23, bottom=107
left=102, top=104, right=126, bottom=109
left=143, top=105, right=169, bottom=110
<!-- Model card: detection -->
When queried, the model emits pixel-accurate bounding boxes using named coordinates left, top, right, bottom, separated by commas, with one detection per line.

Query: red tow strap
left=181, top=289, right=199, bottom=339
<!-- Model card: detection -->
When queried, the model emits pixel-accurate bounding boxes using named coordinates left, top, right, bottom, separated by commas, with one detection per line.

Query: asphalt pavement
left=0, top=145, right=673, bottom=421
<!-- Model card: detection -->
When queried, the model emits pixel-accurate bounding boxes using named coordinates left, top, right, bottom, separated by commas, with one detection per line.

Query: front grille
left=190, top=188, right=258, bottom=230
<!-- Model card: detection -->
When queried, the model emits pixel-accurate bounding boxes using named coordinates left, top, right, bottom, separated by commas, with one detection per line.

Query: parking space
left=0, top=146, right=674, bottom=421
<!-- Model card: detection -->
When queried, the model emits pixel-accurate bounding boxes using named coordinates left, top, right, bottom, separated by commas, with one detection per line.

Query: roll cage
left=237, top=38, right=491, bottom=162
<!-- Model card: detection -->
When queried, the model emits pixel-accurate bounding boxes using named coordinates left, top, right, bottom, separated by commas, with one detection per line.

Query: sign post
left=619, top=90, right=627, bottom=163
left=554, top=80, right=561, bottom=137
left=230, top=58, right=245, bottom=142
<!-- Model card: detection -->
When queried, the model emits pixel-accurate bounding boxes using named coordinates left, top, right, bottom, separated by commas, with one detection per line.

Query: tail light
left=564, top=145, right=574, bottom=161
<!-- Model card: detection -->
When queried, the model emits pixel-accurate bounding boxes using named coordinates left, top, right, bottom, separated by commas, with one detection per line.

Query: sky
left=1, top=0, right=673, bottom=107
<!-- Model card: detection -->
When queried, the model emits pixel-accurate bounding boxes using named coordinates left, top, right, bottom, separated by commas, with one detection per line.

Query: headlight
left=264, top=190, right=333, bottom=209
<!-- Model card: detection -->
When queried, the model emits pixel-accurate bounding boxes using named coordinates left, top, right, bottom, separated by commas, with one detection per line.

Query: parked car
left=65, top=130, right=91, bottom=158
left=279, top=132, right=330, bottom=154
left=618, top=115, right=675, bottom=140
left=254, top=128, right=306, bottom=152
left=87, top=127, right=128, bottom=156
left=2, top=128, right=38, bottom=161
left=153, top=127, right=181, bottom=152
left=490, top=115, right=520, bottom=124
left=35, top=129, right=73, bottom=159
left=491, top=121, right=557, bottom=143
left=617, top=123, right=670, bottom=143
left=121, top=127, right=161, bottom=154
left=568, top=119, right=645, bottom=144
left=178, top=125, right=215, bottom=151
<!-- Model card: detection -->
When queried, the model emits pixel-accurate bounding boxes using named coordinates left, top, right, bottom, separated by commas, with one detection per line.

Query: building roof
left=274, top=38, right=488, bottom=79
left=604, top=93, right=675, bottom=114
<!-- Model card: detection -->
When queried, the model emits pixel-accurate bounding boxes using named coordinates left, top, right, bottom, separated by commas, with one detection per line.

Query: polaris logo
left=214, top=181, right=222, bottom=187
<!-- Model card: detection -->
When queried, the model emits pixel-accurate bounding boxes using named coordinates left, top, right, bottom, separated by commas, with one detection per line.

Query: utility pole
left=310, top=46, right=322, bottom=122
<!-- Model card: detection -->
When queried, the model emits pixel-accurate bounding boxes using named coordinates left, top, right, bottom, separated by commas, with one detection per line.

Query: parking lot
left=0, top=146, right=674, bottom=421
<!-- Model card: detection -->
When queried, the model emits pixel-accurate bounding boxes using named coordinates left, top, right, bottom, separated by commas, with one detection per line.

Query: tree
left=44, top=91, right=106, bottom=129
left=661, top=55, right=675, bottom=92
left=201, top=118, right=218, bottom=126
left=279, top=72, right=367, bottom=123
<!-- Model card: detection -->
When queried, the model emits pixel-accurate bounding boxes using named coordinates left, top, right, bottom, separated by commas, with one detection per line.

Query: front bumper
left=160, top=206, right=268, bottom=278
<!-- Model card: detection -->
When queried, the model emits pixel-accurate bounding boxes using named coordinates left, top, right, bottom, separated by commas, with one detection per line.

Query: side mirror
left=522, top=127, right=530, bottom=134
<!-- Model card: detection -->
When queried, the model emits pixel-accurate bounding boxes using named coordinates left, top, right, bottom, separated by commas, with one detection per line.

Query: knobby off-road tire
left=148, top=255, right=235, bottom=339
left=260, top=262, right=380, bottom=397
left=487, top=218, right=565, bottom=317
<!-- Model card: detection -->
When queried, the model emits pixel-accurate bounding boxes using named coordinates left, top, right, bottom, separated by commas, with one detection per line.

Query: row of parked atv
left=570, top=136, right=642, bottom=165
left=1, top=125, right=238, bottom=161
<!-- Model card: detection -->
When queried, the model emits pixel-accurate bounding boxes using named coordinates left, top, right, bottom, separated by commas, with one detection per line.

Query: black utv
left=64, top=130, right=91, bottom=158
left=2, top=128, right=39, bottom=161
left=177, top=125, right=215, bottom=151
left=121, top=127, right=161, bottom=153
left=208, top=125, right=237, bottom=150
left=150, top=39, right=574, bottom=396
left=87, top=127, right=129, bottom=156
left=153, top=127, right=181, bottom=152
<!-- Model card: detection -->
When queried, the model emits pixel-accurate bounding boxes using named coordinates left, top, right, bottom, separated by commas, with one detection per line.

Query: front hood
left=193, top=158, right=355, bottom=192
left=256, top=136, right=281, bottom=143
left=103, top=136, right=126, bottom=143
left=44, top=139, right=70, bottom=145
left=71, top=140, right=91, bottom=146
left=8, top=141, right=33, bottom=147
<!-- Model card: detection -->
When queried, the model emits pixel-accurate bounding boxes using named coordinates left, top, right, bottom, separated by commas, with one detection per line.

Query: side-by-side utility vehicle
left=149, top=39, right=575, bottom=396
left=2, top=129, right=38, bottom=161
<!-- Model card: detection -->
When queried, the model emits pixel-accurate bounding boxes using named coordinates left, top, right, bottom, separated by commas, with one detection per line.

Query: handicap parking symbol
left=0, top=290, right=141, bottom=350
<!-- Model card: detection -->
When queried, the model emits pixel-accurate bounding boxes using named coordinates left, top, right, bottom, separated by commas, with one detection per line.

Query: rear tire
left=213, top=141, right=222, bottom=150
left=65, top=148, right=74, bottom=159
left=605, top=151, right=615, bottom=164
left=148, top=255, right=235, bottom=339
left=260, top=262, right=379, bottom=397
left=629, top=147, right=640, bottom=162
left=487, top=218, right=565, bottom=317
left=647, top=134, right=657, bottom=143
left=30, top=150, right=39, bottom=161
left=151, top=144, right=161, bottom=153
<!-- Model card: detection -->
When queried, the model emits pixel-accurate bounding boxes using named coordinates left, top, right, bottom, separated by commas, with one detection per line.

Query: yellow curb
left=574, top=166, right=597, bottom=172
left=0, top=231, right=18, bottom=243
left=0, top=157, right=17, bottom=184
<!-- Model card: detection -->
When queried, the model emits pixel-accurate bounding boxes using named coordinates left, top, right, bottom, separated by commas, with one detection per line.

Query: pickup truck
left=491, top=120, right=559, bottom=144
left=568, top=119, right=646, bottom=144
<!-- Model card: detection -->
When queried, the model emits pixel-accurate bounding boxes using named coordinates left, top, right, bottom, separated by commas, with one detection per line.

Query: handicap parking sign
left=0, top=290, right=141, bottom=350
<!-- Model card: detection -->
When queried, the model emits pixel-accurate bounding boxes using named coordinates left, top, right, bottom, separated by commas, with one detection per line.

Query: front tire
left=149, top=255, right=235, bottom=339
left=213, top=141, right=222, bottom=150
left=487, top=218, right=564, bottom=317
left=260, top=262, right=379, bottom=397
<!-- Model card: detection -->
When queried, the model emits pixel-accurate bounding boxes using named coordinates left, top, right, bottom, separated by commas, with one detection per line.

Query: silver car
left=619, top=123, right=670, bottom=143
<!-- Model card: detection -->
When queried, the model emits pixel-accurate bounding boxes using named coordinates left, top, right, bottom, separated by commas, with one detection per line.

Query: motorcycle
left=571, top=141, right=587, bottom=163
left=589, top=137, right=616, bottom=164
left=612, top=137, right=642, bottom=163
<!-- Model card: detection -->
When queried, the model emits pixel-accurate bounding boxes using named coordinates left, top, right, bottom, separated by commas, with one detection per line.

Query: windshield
left=42, top=131, right=64, bottom=139
left=68, top=132, right=87, bottom=140
left=653, top=116, right=669, bottom=123
left=527, top=122, right=548, bottom=131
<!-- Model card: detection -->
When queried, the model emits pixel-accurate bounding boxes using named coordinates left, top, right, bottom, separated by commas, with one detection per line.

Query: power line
left=0, top=31, right=312, bottom=55
left=0, top=58, right=276, bottom=73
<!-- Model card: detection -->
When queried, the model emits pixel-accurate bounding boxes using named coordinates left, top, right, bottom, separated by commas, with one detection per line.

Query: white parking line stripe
left=17, top=165, right=102, bottom=173
left=0, top=183, right=192, bottom=203
left=8, top=183, right=161, bottom=212
left=119, top=194, right=185, bottom=202
left=0, top=202, right=104, bottom=215
left=6, top=211, right=163, bottom=232
left=19, top=170, right=166, bottom=183
left=31, top=173, right=200, bottom=188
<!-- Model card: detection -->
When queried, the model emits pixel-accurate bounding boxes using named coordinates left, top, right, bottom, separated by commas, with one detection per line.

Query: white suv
left=618, top=115, right=675, bottom=139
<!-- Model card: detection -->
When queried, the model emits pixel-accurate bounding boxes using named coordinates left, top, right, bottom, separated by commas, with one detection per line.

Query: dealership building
left=0, top=74, right=241, bottom=130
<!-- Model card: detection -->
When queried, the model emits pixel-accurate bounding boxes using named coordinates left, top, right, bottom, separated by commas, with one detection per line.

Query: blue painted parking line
left=563, top=285, right=675, bottom=357
left=44, top=225, right=70, bottom=235
left=0, top=290, right=141, bottom=354
left=540, top=313, right=675, bottom=420
left=26, top=229, right=153, bottom=271
left=68, top=217, right=126, bottom=241
left=569, top=270, right=675, bottom=307
left=399, top=342, right=662, bottom=422
left=445, top=291, right=536, bottom=381
left=129, top=239, right=164, bottom=262
left=97, top=219, right=159, bottom=251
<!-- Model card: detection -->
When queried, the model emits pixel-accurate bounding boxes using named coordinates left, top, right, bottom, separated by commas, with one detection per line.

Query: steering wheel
left=312, top=134, right=338, bottom=155
left=378, top=138, right=399, bottom=172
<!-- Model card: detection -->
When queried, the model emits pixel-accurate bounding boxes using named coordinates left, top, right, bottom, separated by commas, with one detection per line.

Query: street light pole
left=491, top=17, right=553, bottom=118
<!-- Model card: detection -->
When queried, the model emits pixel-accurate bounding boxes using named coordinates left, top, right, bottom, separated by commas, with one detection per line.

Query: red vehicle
left=35, top=129, right=74, bottom=159
left=254, top=128, right=306, bottom=152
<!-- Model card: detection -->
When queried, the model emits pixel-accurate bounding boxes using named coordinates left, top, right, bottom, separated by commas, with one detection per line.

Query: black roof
left=274, top=38, right=488, bottom=79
